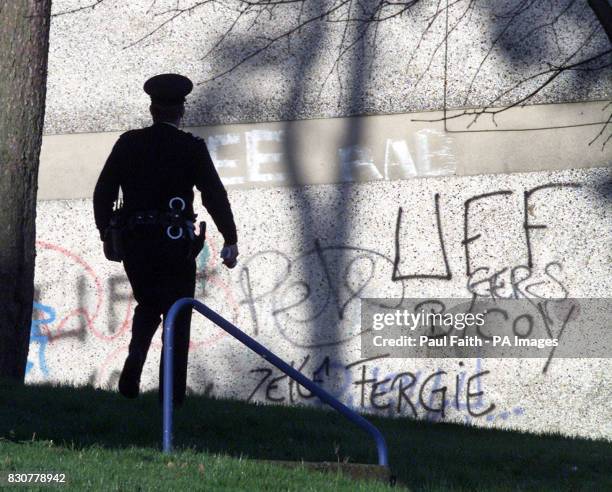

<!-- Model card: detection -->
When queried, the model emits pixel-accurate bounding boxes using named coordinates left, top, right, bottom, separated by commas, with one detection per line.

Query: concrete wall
left=27, top=0, right=612, bottom=439
left=44, top=0, right=610, bottom=133
left=31, top=167, right=611, bottom=439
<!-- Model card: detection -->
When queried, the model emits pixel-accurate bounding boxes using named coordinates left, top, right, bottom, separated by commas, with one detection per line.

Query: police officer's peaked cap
left=144, top=73, right=193, bottom=105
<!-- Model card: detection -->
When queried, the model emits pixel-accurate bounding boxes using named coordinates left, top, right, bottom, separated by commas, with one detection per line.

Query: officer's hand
left=220, top=244, right=239, bottom=269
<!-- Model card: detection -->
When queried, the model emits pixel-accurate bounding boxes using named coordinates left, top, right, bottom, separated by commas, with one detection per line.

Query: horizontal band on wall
left=38, top=101, right=611, bottom=200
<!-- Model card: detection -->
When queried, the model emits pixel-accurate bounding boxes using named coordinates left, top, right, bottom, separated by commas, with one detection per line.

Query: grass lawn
left=1, top=381, right=610, bottom=491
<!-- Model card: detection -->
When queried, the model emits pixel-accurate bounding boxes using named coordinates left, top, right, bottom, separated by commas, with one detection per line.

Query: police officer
left=93, top=73, right=239, bottom=405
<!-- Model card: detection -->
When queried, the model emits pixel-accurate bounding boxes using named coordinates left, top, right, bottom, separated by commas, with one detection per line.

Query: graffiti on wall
left=29, top=180, right=592, bottom=425
left=247, top=353, right=525, bottom=424
left=204, top=128, right=456, bottom=187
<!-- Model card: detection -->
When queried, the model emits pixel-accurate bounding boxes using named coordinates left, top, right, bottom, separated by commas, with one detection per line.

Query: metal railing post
left=162, top=297, right=179, bottom=453
left=162, top=297, right=389, bottom=467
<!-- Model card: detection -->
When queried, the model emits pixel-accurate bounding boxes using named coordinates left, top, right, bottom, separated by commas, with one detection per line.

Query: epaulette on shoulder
left=185, top=131, right=207, bottom=144
left=119, top=128, right=142, bottom=140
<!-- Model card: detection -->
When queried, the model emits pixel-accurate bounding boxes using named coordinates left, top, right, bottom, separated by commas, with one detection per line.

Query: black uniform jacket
left=93, top=122, right=237, bottom=245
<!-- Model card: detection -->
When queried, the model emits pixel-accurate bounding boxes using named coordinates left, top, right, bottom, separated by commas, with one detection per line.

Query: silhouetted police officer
left=93, top=73, right=238, bottom=405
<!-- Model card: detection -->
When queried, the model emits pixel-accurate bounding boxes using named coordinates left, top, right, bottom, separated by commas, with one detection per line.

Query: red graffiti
left=36, top=241, right=132, bottom=341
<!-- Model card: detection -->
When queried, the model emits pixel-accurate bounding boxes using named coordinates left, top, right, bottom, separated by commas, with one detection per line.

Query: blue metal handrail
left=162, top=297, right=389, bottom=467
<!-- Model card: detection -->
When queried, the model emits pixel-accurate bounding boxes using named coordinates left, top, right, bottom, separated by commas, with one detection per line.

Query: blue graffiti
left=26, top=302, right=56, bottom=377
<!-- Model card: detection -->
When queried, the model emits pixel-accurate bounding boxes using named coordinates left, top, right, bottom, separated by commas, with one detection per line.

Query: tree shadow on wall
left=187, top=0, right=383, bottom=384
left=137, top=0, right=610, bottom=399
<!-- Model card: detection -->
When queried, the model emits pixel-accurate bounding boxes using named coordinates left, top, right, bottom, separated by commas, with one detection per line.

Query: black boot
left=118, top=351, right=145, bottom=399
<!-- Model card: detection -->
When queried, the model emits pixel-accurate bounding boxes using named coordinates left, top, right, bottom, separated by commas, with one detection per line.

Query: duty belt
left=103, top=197, right=205, bottom=262
left=127, top=197, right=197, bottom=241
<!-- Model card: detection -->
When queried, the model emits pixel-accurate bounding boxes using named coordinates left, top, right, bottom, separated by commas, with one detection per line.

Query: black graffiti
left=239, top=265, right=260, bottom=336
left=538, top=300, right=577, bottom=373
left=393, top=193, right=452, bottom=280
left=393, top=182, right=582, bottom=281
left=108, top=275, right=131, bottom=334
left=465, top=371, right=496, bottom=417
left=239, top=249, right=292, bottom=339
left=248, top=355, right=496, bottom=419
left=523, top=183, right=582, bottom=268
left=471, top=297, right=578, bottom=373
left=238, top=242, right=405, bottom=348
left=467, top=262, right=568, bottom=300
left=463, top=190, right=514, bottom=277
left=247, top=355, right=331, bottom=403
left=73, top=275, right=88, bottom=341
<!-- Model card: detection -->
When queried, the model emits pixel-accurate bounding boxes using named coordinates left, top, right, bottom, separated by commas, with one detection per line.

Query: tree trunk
left=0, top=0, right=51, bottom=381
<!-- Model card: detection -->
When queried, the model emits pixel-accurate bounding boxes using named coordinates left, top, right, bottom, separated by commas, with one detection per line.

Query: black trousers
left=122, top=226, right=196, bottom=404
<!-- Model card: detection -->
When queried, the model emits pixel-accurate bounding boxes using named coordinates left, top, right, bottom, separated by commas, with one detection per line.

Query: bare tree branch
left=198, top=0, right=352, bottom=84
left=463, top=0, right=539, bottom=106
left=56, top=0, right=612, bottom=146
left=588, top=102, right=612, bottom=149
left=52, top=0, right=104, bottom=17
